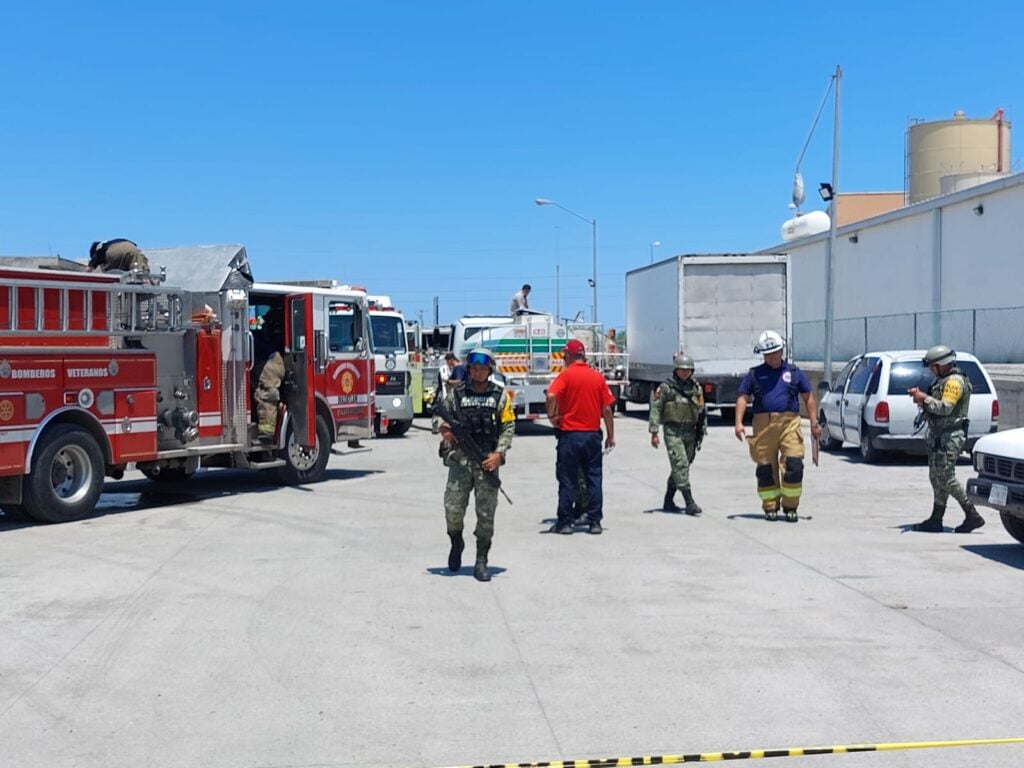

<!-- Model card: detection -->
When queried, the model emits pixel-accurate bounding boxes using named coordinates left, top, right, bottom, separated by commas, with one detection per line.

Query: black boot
left=447, top=531, right=464, bottom=573
left=954, top=503, right=985, bottom=533
left=913, top=504, right=945, bottom=532
left=663, top=478, right=681, bottom=512
left=474, top=539, right=491, bottom=582
left=681, top=487, right=702, bottom=516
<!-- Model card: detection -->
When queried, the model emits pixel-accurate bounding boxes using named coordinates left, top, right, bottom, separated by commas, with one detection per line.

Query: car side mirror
left=816, top=380, right=831, bottom=396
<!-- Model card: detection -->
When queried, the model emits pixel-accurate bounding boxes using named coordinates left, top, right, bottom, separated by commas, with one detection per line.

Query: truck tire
left=274, top=414, right=332, bottom=485
left=616, top=397, right=628, bottom=414
left=1000, top=513, right=1024, bottom=545
left=718, top=406, right=736, bottom=424
left=22, top=424, right=105, bottom=524
left=386, top=419, right=412, bottom=437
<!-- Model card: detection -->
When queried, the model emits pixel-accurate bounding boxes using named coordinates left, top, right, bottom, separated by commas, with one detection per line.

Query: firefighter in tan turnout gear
left=649, top=353, right=706, bottom=515
left=734, top=331, right=820, bottom=521
left=908, top=345, right=985, bottom=533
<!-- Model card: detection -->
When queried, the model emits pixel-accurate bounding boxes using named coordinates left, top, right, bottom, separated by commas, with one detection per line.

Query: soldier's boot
left=954, top=502, right=985, bottom=534
left=681, top=487, right=702, bottom=516
left=447, top=531, right=464, bottom=573
left=913, top=504, right=945, bottom=532
left=474, top=539, right=492, bottom=582
left=663, top=479, right=681, bottom=512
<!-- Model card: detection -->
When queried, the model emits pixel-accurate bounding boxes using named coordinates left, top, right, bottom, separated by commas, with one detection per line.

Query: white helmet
left=754, top=330, right=785, bottom=355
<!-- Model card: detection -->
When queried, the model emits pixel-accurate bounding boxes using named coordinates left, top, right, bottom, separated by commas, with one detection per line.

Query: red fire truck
left=0, top=244, right=377, bottom=524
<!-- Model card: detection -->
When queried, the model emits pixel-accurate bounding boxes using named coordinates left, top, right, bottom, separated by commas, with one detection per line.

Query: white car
left=817, top=350, right=999, bottom=462
left=966, top=428, right=1024, bottom=544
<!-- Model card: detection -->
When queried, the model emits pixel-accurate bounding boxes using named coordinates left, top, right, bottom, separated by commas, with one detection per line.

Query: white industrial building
left=763, top=111, right=1023, bottom=363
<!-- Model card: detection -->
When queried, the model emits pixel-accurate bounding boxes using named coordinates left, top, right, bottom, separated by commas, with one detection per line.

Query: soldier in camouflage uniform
left=438, top=347, right=516, bottom=581
left=649, top=353, right=707, bottom=515
left=909, top=345, right=985, bottom=533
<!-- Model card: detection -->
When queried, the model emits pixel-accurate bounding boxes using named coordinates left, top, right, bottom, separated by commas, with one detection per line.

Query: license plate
left=989, top=483, right=1009, bottom=506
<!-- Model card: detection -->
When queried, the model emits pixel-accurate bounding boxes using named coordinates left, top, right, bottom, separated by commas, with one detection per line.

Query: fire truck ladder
left=0, top=275, right=186, bottom=338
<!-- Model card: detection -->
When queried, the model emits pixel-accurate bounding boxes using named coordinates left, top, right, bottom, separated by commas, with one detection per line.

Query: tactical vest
left=659, top=377, right=702, bottom=424
left=452, top=382, right=503, bottom=453
left=927, top=367, right=972, bottom=433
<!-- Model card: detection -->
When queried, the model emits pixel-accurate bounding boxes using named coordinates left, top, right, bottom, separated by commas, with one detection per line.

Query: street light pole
left=535, top=198, right=598, bottom=324
left=822, top=65, right=842, bottom=381
left=650, top=240, right=661, bottom=264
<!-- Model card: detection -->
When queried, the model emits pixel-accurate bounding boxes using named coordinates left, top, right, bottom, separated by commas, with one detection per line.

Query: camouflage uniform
left=439, top=378, right=515, bottom=576
left=925, top=366, right=972, bottom=509
left=649, top=374, right=706, bottom=513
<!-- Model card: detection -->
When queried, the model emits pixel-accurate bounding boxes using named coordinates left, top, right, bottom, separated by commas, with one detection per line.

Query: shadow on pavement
left=0, top=466, right=384, bottom=530
left=961, top=543, right=1024, bottom=569
left=425, top=566, right=508, bottom=578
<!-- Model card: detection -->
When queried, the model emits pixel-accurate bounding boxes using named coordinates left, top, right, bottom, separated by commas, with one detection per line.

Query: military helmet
left=672, top=353, right=695, bottom=370
left=923, top=344, right=956, bottom=367
left=754, top=329, right=785, bottom=355
left=466, top=347, right=496, bottom=371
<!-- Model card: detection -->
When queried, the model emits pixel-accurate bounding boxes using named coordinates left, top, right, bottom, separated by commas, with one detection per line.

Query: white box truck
left=623, top=253, right=791, bottom=420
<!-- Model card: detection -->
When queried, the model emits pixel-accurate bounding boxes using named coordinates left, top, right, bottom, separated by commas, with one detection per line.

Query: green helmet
left=672, top=353, right=695, bottom=370
left=466, top=347, right=496, bottom=371
left=923, top=345, right=956, bottom=367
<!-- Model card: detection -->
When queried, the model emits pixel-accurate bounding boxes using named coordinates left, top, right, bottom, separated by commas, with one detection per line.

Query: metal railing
left=793, top=306, right=1024, bottom=363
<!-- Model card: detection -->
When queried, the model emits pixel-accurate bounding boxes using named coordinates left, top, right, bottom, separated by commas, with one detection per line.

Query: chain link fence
left=793, top=306, right=1024, bottom=363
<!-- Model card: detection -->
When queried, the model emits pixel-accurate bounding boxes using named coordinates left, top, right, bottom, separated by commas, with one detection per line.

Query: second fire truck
left=0, top=244, right=377, bottom=524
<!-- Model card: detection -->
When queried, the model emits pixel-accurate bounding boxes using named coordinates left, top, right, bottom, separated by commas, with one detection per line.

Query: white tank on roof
left=780, top=210, right=830, bottom=242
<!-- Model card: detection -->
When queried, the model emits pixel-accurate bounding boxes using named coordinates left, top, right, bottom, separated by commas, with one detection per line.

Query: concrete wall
left=770, top=173, right=1024, bottom=363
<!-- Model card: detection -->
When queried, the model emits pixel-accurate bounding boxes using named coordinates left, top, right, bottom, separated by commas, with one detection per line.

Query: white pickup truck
left=966, top=427, right=1024, bottom=544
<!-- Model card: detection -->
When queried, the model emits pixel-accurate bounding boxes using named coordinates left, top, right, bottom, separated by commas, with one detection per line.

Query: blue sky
left=2, top=2, right=1021, bottom=332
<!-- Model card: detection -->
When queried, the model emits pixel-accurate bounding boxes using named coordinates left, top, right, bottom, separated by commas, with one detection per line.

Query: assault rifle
left=695, top=408, right=707, bottom=452
left=433, top=398, right=513, bottom=505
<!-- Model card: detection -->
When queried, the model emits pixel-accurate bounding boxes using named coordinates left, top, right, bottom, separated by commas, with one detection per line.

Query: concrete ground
left=2, top=409, right=1023, bottom=768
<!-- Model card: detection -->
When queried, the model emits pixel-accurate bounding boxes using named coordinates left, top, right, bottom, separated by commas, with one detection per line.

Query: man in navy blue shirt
left=734, top=330, right=821, bottom=522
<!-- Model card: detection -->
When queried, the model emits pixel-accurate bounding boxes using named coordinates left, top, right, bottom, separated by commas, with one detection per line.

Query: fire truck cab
left=0, top=244, right=375, bottom=524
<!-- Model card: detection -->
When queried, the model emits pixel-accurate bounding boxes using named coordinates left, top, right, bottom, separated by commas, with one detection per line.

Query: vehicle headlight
left=973, top=452, right=984, bottom=471
left=392, top=397, right=403, bottom=408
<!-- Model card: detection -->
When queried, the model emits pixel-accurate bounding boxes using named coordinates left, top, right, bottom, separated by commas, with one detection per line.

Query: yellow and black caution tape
left=436, top=737, right=1024, bottom=768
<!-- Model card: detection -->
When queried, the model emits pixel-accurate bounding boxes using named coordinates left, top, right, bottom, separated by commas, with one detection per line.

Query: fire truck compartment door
left=284, top=293, right=316, bottom=449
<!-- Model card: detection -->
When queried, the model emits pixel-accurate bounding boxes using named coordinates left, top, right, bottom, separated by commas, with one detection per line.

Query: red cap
left=564, top=339, right=585, bottom=356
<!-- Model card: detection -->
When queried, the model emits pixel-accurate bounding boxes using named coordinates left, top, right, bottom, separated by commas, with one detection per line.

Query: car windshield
left=887, top=360, right=991, bottom=395
left=370, top=316, right=407, bottom=354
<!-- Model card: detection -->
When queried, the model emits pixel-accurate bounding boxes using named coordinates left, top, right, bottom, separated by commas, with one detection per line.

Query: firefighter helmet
left=754, top=330, right=785, bottom=355
left=672, top=353, right=695, bottom=370
left=923, top=345, right=956, bottom=367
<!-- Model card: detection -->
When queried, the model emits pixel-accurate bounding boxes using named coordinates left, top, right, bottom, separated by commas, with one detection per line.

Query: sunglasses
left=466, top=352, right=492, bottom=366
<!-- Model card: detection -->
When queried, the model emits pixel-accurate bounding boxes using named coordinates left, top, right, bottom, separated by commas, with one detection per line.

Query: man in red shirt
left=545, top=339, right=616, bottom=534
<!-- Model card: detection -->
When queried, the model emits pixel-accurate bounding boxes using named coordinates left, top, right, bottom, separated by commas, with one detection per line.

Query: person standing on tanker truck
left=510, top=284, right=531, bottom=316
left=734, top=330, right=820, bottom=522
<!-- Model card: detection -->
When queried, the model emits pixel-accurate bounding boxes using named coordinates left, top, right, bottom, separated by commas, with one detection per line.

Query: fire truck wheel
left=22, top=424, right=105, bottom=524
left=274, top=414, right=332, bottom=485
left=386, top=419, right=412, bottom=437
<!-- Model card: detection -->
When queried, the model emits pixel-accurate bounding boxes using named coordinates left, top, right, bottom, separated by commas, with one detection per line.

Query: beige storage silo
left=906, top=110, right=1011, bottom=204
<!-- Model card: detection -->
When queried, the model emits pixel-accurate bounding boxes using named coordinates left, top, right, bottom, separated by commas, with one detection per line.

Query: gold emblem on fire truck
left=0, top=399, right=13, bottom=421
left=341, top=371, right=355, bottom=394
